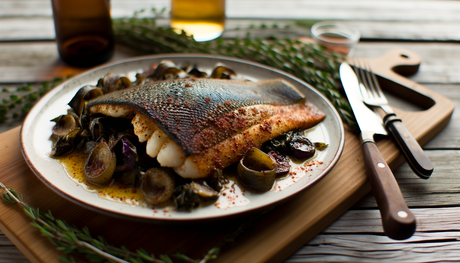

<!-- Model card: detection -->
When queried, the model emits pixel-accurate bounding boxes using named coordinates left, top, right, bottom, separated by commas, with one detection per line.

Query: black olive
left=289, top=136, right=315, bottom=159
left=267, top=151, right=290, bottom=176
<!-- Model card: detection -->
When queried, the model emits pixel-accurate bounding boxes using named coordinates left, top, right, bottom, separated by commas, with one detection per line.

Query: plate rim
left=20, top=53, right=345, bottom=223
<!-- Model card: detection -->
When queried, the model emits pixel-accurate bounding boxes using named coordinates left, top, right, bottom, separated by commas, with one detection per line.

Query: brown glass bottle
left=51, top=0, right=114, bottom=67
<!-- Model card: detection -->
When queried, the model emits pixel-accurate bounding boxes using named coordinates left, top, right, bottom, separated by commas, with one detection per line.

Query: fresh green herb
left=0, top=11, right=354, bottom=128
left=111, top=14, right=355, bottom=128
left=0, top=78, right=65, bottom=122
left=1, top=181, right=269, bottom=263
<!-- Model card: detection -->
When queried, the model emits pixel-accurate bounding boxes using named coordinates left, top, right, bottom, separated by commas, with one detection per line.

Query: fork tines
left=350, top=58, right=383, bottom=102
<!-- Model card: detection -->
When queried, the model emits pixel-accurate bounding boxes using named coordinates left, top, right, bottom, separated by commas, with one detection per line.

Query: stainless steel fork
left=351, top=58, right=434, bottom=179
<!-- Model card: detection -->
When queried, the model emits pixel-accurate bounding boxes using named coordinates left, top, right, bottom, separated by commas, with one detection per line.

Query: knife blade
left=352, top=61, right=434, bottom=179
left=340, top=62, right=416, bottom=240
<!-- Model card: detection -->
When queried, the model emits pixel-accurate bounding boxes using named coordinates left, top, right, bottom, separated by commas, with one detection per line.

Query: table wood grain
left=1, top=1, right=460, bottom=262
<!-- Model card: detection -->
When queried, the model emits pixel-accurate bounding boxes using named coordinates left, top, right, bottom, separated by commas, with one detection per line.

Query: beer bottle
left=51, top=0, right=114, bottom=67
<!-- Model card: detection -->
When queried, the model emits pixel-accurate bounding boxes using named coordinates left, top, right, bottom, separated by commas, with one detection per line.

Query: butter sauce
left=56, top=126, right=326, bottom=210
left=57, top=149, right=144, bottom=206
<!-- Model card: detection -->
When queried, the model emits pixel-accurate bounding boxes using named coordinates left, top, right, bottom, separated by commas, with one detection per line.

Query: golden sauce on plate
left=56, top=127, right=326, bottom=211
left=57, top=149, right=144, bottom=206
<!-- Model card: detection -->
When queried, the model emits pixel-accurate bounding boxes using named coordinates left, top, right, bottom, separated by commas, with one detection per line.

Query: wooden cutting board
left=0, top=49, right=454, bottom=263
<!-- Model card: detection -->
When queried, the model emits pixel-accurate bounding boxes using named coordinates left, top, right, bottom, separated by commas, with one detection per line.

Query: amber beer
left=51, top=0, right=114, bottom=67
left=171, top=0, right=225, bottom=42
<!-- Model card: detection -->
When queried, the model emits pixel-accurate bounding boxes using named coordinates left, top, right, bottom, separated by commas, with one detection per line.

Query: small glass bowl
left=311, top=21, right=360, bottom=55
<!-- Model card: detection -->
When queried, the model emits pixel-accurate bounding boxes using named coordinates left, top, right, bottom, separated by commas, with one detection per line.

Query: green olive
left=84, top=140, right=116, bottom=185
left=237, top=148, right=277, bottom=192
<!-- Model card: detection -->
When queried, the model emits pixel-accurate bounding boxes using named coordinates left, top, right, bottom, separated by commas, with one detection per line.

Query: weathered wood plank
left=356, top=150, right=460, bottom=208
left=1, top=42, right=459, bottom=84
left=325, top=206, right=460, bottom=233
left=353, top=43, right=460, bottom=84
left=0, top=233, right=14, bottom=246
left=1, top=42, right=460, bottom=84
left=3, top=0, right=460, bottom=21
left=286, top=232, right=460, bottom=262
left=284, top=207, right=460, bottom=262
left=2, top=0, right=460, bottom=41
left=1, top=42, right=459, bottom=140
left=4, top=16, right=460, bottom=42
left=0, top=232, right=29, bottom=263
left=0, top=42, right=142, bottom=83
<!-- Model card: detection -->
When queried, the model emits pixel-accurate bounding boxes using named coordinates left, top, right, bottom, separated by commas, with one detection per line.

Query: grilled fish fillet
left=87, top=78, right=325, bottom=178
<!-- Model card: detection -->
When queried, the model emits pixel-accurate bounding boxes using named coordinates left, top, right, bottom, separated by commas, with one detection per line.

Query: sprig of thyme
left=112, top=9, right=356, bottom=128
left=0, top=78, right=66, bottom=123
left=1, top=181, right=269, bottom=263
left=0, top=10, right=355, bottom=128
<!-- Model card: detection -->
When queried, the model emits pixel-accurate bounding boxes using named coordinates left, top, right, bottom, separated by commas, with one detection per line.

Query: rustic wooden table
left=2, top=0, right=460, bottom=262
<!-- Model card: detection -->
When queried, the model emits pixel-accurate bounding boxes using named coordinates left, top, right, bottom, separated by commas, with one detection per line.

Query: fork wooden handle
left=385, top=114, right=434, bottom=179
left=362, top=141, right=416, bottom=240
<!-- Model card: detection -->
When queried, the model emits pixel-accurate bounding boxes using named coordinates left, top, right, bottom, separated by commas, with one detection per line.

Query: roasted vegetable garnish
left=49, top=61, right=326, bottom=211
left=237, top=148, right=277, bottom=192
left=289, top=136, right=316, bottom=159
left=141, top=168, right=175, bottom=205
left=314, top=142, right=329, bottom=151
left=51, top=129, right=81, bottom=157
left=173, top=184, right=201, bottom=211
left=68, top=85, right=103, bottom=116
left=84, top=139, right=116, bottom=185
left=97, top=73, right=132, bottom=94
left=267, top=151, right=290, bottom=176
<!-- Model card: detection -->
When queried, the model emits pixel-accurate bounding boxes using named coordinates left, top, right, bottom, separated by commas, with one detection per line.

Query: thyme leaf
left=0, top=11, right=355, bottom=128
left=112, top=12, right=356, bottom=128
left=1, top=181, right=269, bottom=263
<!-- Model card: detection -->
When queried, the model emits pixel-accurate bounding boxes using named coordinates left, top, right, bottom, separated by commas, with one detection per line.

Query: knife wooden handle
left=385, top=115, right=434, bottom=179
left=362, top=141, right=416, bottom=240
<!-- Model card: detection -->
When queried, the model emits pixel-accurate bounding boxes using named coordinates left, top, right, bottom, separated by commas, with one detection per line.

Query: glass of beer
left=170, top=0, right=225, bottom=42
left=51, top=0, right=114, bottom=67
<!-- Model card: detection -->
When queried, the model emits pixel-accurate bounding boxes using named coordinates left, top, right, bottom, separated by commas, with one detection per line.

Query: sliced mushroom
left=68, top=85, right=103, bottom=116
left=84, top=139, right=116, bottom=185
left=140, top=168, right=175, bottom=205
left=190, top=181, right=219, bottom=201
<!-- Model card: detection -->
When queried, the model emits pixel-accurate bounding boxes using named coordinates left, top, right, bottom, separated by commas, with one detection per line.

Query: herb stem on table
left=111, top=10, right=355, bottom=128
left=1, top=181, right=268, bottom=263
left=0, top=10, right=355, bottom=128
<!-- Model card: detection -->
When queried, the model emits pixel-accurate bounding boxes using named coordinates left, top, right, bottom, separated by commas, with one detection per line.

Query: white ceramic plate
left=21, top=54, right=344, bottom=223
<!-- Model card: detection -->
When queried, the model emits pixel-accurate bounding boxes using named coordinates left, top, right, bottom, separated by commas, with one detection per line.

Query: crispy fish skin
left=88, top=78, right=306, bottom=156
left=87, top=78, right=325, bottom=178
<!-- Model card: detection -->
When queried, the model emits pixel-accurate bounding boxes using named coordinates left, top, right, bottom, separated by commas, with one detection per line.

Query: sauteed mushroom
left=68, top=85, right=103, bottom=116
left=84, top=139, right=116, bottom=185
left=141, top=168, right=175, bottom=205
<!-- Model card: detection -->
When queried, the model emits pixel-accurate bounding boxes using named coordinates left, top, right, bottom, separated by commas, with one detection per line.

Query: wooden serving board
left=0, top=49, right=454, bottom=263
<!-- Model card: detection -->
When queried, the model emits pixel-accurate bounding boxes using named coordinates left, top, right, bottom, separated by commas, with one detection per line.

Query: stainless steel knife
left=340, top=62, right=416, bottom=240
left=351, top=61, right=434, bottom=179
